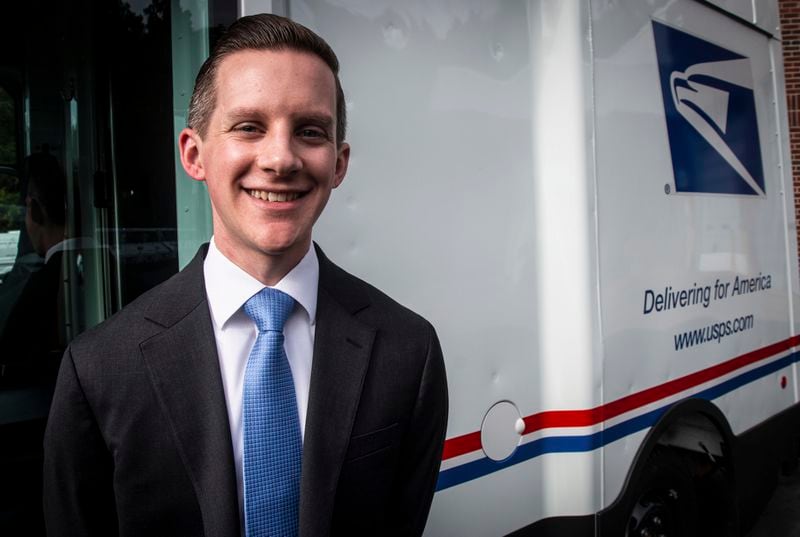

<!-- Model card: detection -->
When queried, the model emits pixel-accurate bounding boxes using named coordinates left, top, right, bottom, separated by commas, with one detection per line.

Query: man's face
left=180, top=48, right=349, bottom=279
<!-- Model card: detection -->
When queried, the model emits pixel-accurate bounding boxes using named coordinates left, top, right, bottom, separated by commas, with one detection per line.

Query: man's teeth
left=248, top=189, right=301, bottom=202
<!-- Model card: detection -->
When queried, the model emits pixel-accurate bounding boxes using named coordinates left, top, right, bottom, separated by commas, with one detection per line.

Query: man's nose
left=256, top=131, right=302, bottom=176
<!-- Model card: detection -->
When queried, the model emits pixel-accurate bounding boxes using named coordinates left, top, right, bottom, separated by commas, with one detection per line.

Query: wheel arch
left=597, top=397, right=738, bottom=535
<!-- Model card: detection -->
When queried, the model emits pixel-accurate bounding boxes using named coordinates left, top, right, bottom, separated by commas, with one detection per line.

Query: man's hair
left=187, top=14, right=346, bottom=144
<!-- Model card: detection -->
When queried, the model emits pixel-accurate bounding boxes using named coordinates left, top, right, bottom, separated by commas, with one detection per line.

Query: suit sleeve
left=389, top=322, right=448, bottom=537
left=43, top=347, right=118, bottom=537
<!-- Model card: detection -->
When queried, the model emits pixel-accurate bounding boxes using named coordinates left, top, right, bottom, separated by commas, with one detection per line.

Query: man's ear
left=178, top=128, right=206, bottom=181
left=29, top=197, right=45, bottom=225
left=332, top=142, right=350, bottom=189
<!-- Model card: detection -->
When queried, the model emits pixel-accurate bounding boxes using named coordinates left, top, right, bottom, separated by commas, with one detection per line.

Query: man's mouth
left=247, top=189, right=305, bottom=202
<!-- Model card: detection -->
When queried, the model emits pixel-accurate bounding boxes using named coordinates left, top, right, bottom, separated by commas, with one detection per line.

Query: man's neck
left=213, top=239, right=310, bottom=286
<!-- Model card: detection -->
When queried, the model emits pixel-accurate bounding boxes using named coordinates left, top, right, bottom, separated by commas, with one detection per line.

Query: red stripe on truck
left=441, top=335, right=800, bottom=461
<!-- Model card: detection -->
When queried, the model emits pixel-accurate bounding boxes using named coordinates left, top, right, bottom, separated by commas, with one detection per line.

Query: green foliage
left=0, top=86, right=22, bottom=232
left=0, top=86, right=16, bottom=166
left=0, top=171, right=21, bottom=233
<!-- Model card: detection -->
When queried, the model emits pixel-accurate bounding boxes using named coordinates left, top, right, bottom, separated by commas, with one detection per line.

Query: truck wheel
left=625, top=447, right=698, bottom=537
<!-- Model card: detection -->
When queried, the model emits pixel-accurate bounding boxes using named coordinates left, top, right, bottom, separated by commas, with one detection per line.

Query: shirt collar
left=203, top=237, right=319, bottom=329
left=44, top=237, right=94, bottom=263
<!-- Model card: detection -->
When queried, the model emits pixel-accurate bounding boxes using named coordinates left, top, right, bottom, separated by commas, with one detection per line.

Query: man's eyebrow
left=224, top=107, right=264, bottom=121
left=222, top=108, right=333, bottom=130
left=295, top=113, right=334, bottom=130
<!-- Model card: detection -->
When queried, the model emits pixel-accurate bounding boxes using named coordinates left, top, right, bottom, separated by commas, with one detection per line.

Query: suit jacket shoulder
left=44, top=245, right=240, bottom=537
left=68, top=246, right=209, bottom=367
left=316, top=244, right=434, bottom=336
left=307, top=244, right=447, bottom=537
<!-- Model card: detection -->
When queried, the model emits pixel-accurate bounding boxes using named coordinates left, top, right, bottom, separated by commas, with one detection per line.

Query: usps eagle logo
left=653, top=21, right=765, bottom=196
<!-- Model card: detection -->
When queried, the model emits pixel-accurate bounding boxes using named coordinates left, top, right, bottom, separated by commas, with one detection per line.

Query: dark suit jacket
left=43, top=244, right=448, bottom=536
left=1, top=251, right=64, bottom=379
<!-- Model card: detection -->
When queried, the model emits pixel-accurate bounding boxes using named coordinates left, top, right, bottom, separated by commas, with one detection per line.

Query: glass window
left=0, top=85, right=22, bottom=284
left=0, top=1, right=234, bottom=533
left=173, top=0, right=238, bottom=267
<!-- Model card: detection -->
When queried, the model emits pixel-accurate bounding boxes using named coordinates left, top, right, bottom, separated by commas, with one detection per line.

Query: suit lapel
left=299, top=246, right=375, bottom=537
left=139, top=247, right=240, bottom=537
left=134, top=244, right=374, bottom=536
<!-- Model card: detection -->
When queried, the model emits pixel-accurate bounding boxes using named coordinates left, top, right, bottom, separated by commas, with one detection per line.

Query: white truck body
left=243, top=0, right=800, bottom=534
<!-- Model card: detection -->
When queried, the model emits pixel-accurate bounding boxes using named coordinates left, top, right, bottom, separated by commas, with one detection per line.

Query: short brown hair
left=187, top=14, right=346, bottom=144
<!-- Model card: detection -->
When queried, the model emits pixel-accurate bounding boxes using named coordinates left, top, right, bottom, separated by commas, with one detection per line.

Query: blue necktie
left=242, top=287, right=301, bottom=537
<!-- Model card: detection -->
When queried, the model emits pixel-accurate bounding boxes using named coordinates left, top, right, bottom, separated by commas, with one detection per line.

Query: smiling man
left=43, top=14, right=447, bottom=537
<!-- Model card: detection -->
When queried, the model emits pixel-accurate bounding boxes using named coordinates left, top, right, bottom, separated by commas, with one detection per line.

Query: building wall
left=780, top=1, right=800, bottom=260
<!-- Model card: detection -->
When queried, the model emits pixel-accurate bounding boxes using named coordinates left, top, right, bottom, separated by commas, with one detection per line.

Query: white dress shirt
left=203, top=238, right=317, bottom=521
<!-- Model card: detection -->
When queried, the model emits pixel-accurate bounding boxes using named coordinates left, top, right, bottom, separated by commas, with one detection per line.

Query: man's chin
left=254, top=238, right=311, bottom=259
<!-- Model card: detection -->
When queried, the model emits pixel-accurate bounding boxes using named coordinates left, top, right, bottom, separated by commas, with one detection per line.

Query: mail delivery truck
left=243, top=0, right=800, bottom=534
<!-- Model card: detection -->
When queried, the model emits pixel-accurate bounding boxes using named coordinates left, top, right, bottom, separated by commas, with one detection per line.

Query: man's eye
left=298, top=128, right=325, bottom=139
left=234, top=124, right=259, bottom=133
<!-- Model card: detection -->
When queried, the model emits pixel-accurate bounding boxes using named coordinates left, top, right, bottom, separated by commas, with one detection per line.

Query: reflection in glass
left=0, top=0, right=232, bottom=533
left=0, top=85, right=24, bottom=288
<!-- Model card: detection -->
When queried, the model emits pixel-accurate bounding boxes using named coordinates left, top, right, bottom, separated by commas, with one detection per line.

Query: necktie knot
left=244, top=287, right=295, bottom=333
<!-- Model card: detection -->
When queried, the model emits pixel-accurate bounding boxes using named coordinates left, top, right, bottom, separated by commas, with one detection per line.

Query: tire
left=625, top=447, right=699, bottom=537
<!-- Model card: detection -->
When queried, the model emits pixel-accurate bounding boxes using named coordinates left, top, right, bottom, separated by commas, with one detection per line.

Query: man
left=43, top=14, right=448, bottom=537
left=1, top=151, right=68, bottom=379
left=1, top=151, right=68, bottom=537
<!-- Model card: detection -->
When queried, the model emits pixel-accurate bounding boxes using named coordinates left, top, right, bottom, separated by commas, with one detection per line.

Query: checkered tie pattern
left=242, top=287, right=301, bottom=537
